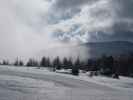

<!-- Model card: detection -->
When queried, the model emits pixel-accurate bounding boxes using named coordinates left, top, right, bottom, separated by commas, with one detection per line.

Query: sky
left=0, top=0, right=133, bottom=60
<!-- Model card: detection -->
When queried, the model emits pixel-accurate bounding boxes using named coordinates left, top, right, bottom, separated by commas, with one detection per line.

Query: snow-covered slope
left=0, top=65, right=133, bottom=100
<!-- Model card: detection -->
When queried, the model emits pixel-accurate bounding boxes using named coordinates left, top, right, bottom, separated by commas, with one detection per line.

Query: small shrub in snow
left=112, top=73, right=119, bottom=79
left=88, top=71, right=99, bottom=77
left=71, top=68, right=79, bottom=76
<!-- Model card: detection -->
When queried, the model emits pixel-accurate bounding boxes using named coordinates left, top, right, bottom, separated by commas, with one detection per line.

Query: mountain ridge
left=37, top=41, right=133, bottom=59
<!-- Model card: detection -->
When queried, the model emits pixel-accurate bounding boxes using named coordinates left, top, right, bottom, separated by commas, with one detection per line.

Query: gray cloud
left=54, top=0, right=98, bottom=10
left=51, top=0, right=114, bottom=42
left=51, top=0, right=133, bottom=42
left=113, top=0, right=133, bottom=19
left=0, top=0, right=133, bottom=60
left=110, top=0, right=133, bottom=41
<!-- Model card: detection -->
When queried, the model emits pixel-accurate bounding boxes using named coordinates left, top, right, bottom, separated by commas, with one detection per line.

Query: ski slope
left=0, top=65, right=133, bottom=100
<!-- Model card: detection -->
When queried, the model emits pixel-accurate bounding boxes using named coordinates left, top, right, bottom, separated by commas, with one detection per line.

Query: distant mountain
left=82, top=41, right=133, bottom=58
left=38, top=41, right=133, bottom=59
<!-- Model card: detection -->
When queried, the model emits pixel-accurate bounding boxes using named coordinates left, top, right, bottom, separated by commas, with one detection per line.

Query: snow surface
left=0, top=65, right=133, bottom=100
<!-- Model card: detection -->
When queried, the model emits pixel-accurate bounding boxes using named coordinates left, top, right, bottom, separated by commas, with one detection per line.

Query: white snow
left=79, top=73, right=133, bottom=91
left=0, top=65, right=133, bottom=100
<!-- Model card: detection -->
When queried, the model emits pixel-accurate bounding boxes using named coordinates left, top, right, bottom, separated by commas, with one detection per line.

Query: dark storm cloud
left=110, top=0, right=133, bottom=42
left=54, top=0, right=97, bottom=10
left=113, top=0, right=133, bottom=19
left=52, top=0, right=133, bottom=42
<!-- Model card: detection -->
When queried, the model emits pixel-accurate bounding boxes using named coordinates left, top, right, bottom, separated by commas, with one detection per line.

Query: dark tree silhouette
left=40, top=57, right=47, bottom=67
left=2, top=60, right=9, bottom=65
left=99, top=55, right=114, bottom=76
left=26, top=59, right=39, bottom=67
left=67, top=58, right=73, bottom=69
left=14, top=59, right=24, bottom=66
left=53, top=56, right=61, bottom=70
left=72, top=57, right=80, bottom=75
left=62, top=57, right=69, bottom=69
left=46, top=57, right=51, bottom=67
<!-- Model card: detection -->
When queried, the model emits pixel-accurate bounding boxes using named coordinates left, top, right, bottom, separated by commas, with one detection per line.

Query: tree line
left=0, top=54, right=133, bottom=77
